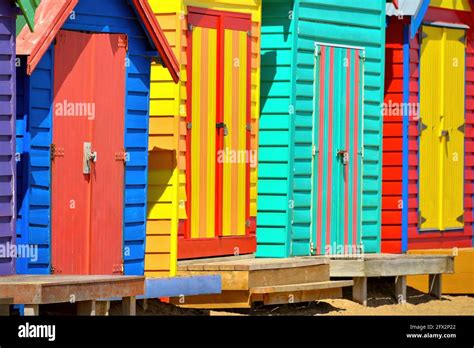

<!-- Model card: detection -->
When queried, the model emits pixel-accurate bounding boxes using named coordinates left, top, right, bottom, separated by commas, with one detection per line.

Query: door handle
left=83, top=142, right=97, bottom=174
left=216, top=122, right=228, bottom=136
left=440, top=129, right=449, bottom=138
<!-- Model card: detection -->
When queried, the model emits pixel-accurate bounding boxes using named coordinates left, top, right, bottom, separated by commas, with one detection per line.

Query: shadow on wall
left=260, top=51, right=277, bottom=113
left=147, top=148, right=177, bottom=220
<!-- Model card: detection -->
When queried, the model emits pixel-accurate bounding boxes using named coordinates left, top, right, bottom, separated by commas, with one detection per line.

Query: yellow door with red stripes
left=183, top=8, right=253, bottom=258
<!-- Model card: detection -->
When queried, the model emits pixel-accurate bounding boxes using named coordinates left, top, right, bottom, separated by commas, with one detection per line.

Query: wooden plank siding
left=257, top=0, right=295, bottom=257
left=408, top=7, right=474, bottom=249
left=382, top=19, right=404, bottom=253
left=147, top=0, right=261, bottom=267
left=294, top=0, right=386, bottom=254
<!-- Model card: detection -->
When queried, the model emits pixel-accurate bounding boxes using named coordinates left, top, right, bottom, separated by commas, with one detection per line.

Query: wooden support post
left=24, top=305, right=40, bottom=316
left=353, top=277, right=367, bottom=306
left=395, top=276, right=407, bottom=304
left=122, top=296, right=136, bottom=316
left=0, top=305, right=9, bottom=316
left=77, top=300, right=96, bottom=316
left=95, top=301, right=110, bottom=316
left=429, top=274, right=442, bottom=299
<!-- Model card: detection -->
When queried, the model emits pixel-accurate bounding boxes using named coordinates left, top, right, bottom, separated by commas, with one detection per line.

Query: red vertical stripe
left=326, top=47, right=334, bottom=248
left=245, top=33, right=251, bottom=235
left=353, top=52, right=360, bottom=245
left=317, top=46, right=325, bottom=254
left=344, top=49, right=350, bottom=247
left=215, top=17, right=224, bottom=237
left=185, top=24, right=193, bottom=239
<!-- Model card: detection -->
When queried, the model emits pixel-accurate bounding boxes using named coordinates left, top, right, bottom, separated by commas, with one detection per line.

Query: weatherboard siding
left=294, top=0, right=386, bottom=253
left=0, top=2, right=17, bottom=276
left=17, top=0, right=156, bottom=275
left=257, top=0, right=294, bottom=257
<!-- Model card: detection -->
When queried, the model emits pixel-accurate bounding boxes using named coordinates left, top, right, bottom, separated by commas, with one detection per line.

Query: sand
left=108, top=278, right=474, bottom=316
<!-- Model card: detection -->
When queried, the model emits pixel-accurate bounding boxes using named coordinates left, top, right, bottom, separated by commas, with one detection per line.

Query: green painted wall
left=257, top=0, right=386, bottom=257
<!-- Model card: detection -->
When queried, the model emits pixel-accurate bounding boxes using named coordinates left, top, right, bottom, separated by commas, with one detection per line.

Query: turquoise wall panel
left=257, top=0, right=296, bottom=257
left=257, top=0, right=385, bottom=257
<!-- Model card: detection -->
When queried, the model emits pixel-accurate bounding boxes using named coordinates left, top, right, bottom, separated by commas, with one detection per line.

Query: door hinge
left=418, top=215, right=427, bottom=228
left=457, top=214, right=464, bottom=224
left=118, top=36, right=128, bottom=51
left=187, top=122, right=192, bottom=130
left=51, top=144, right=64, bottom=160
left=458, top=124, right=466, bottom=134
left=247, top=30, right=252, bottom=37
left=246, top=123, right=252, bottom=132
left=115, top=151, right=128, bottom=163
left=188, top=24, right=194, bottom=32
left=245, top=219, right=251, bottom=228
left=312, top=145, right=318, bottom=156
left=113, top=264, right=124, bottom=275
left=419, top=122, right=428, bottom=133
left=420, top=30, right=428, bottom=43
left=459, top=33, right=467, bottom=44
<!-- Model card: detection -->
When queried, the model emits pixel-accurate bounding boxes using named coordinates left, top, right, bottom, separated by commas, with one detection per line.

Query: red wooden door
left=180, top=8, right=255, bottom=259
left=52, top=30, right=126, bottom=275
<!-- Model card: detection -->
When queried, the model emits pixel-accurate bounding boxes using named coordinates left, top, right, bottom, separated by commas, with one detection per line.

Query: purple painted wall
left=0, top=1, right=16, bottom=276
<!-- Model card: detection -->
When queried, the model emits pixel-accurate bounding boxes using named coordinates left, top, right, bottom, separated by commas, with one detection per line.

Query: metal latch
left=337, top=149, right=349, bottom=165
left=83, top=142, right=97, bottom=175
left=216, top=122, right=229, bottom=136
left=440, top=129, right=449, bottom=138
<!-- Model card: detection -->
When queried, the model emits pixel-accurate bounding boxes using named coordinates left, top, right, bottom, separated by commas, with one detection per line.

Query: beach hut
left=15, top=0, right=179, bottom=276
left=0, top=0, right=39, bottom=276
left=382, top=0, right=474, bottom=252
left=145, top=0, right=261, bottom=269
left=257, top=0, right=387, bottom=258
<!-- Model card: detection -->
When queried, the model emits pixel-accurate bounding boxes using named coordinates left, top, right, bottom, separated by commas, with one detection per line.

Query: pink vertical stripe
left=326, top=47, right=334, bottom=249
left=344, top=49, right=350, bottom=247
left=353, top=52, right=360, bottom=246
left=316, top=46, right=325, bottom=254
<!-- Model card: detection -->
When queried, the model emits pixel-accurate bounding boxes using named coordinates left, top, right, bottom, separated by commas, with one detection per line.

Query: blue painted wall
left=16, top=0, right=156, bottom=275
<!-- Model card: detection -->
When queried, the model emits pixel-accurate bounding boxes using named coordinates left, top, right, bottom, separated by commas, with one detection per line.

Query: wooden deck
left=407, top=248, right=474, bottom=294
left=0, top=275, right=144, bottom=316
left=172, top=257, right=353, bottom=308
left=308, top=253, right=455, bottom=306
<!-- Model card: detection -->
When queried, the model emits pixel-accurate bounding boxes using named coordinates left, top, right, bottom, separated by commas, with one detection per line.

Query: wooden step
left=251, top=280, right=354, bottom=294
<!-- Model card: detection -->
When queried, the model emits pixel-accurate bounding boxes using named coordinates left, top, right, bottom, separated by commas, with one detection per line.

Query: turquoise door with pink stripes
left=311, top=44, right=364, bottom=255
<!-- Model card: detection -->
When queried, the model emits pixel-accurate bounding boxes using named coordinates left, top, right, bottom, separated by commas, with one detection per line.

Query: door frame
left=310, top=42, right=365, bottom=256
left=180, top=6, right=255, bottom=259
left=51, top=30, right=126, bottom=275
left=417, top=23, right=467, bottom=233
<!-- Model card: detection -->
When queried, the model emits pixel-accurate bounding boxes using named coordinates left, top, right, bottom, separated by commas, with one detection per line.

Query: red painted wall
left=382, top=19, right=404, bottom=253
left=408, top=8, right=474, bottom=249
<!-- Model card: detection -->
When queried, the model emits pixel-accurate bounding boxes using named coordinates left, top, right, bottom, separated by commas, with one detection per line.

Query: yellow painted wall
left=407, top=249, right=474, bottom=294
left=145, top=0, right=261, bottom=276
left=430, top=0, right=471, bottom=11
